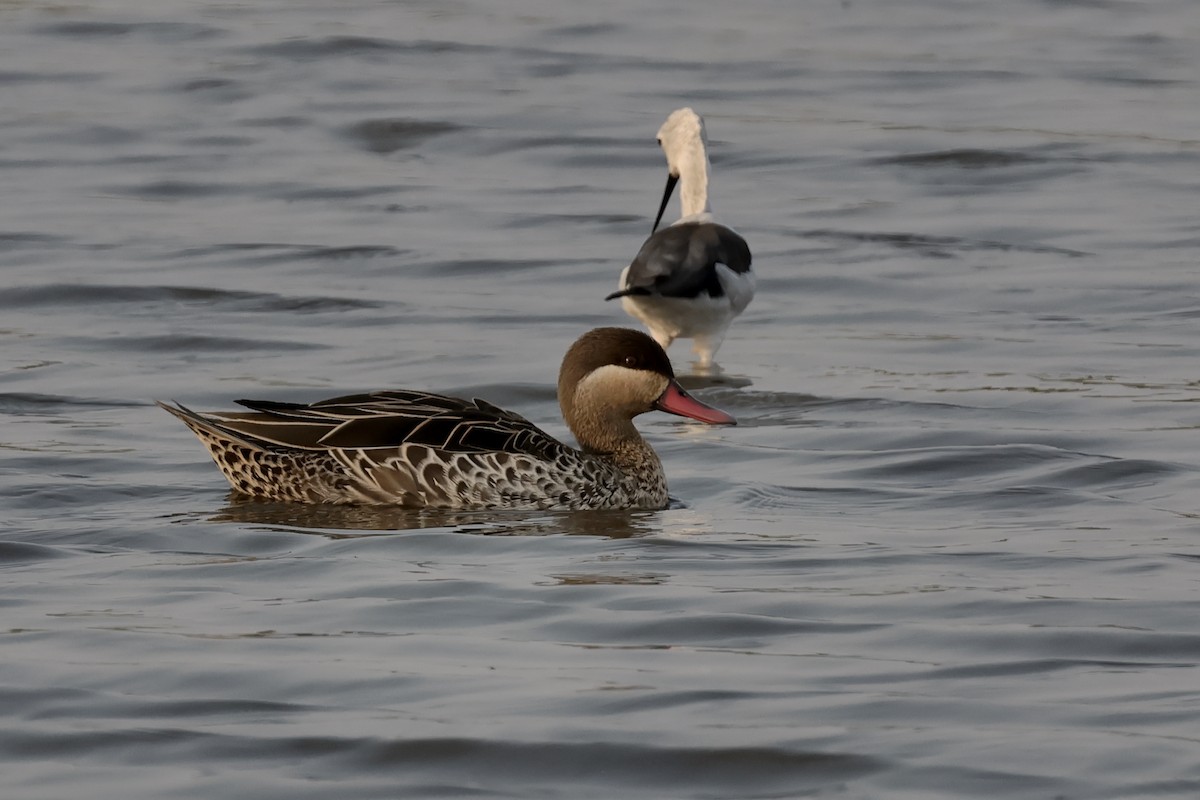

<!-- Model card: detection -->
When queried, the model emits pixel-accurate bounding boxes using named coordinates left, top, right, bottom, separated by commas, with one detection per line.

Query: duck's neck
left=572, top=415, right=666, bottom=487
left=581, top=423, right=668, bottom=507
left=676, top=147, right=713, bottom=220
left=574, top=416, right=651, bottom=464
left=557, top=365, right=671, bottom=507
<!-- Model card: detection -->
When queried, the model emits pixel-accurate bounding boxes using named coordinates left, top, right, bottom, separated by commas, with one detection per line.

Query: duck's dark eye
left=623, top=355, right=638, bottom=368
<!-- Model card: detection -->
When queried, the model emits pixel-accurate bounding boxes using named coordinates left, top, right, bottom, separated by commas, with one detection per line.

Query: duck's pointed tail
left=156, top=400, right=265, bottom=450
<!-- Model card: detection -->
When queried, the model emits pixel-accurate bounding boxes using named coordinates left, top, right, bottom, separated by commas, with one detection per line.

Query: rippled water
left=3, top=1, right=1199, bottom=797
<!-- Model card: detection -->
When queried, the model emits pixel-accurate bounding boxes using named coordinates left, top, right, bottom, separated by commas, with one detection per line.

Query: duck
left=607, top=107, right=754, bottom=370
left=159, top=327, right=735, bottom=510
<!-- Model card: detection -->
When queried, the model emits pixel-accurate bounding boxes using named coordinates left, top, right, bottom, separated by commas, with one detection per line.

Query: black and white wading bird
left=607, top=108, right=754, bottom=370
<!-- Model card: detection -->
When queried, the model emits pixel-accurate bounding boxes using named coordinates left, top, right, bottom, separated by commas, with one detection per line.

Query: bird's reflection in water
left=210, top=494, right=661, bottom=539
left=676, top=371, right=752, bottom=391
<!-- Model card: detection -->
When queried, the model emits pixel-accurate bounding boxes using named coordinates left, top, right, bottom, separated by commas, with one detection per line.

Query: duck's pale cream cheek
left=573, top=365, right=669, bottom=418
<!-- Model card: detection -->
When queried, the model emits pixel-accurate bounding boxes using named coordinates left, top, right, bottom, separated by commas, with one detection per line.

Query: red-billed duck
left=159, top=327, right=735, bottom=509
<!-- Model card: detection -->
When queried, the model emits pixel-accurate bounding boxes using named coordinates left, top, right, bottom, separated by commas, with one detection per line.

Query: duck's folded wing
left=236, top=390, right=474, bottom=419
left=225, top=390, right=567, bottom=461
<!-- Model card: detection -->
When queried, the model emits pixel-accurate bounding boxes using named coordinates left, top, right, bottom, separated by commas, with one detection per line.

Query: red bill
left=653, top=380, right=736, bottom=425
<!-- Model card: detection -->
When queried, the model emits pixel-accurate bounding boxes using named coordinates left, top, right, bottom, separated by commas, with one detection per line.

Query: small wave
left=295, top=735, right=884, bottom=793
left=34, top=21, right=223, bottom=42
left=911, top=657, right=1159, bottom=682
left=734, top=483, right=920, bottom=511
left=551, top=613, right=886, bottom=647
left=165, top=243, right=407, bottom=269
left=41, top=124, right=143, bottom=147
left=0, top=70, right=99, bottom=86
left=408, top=257, right=564, bottom=277
left=0, top=728, right=884, bottom=795
left=694, top=391, right=964, bottom=428
left=101, top=179, right=234, bottom=200
left=179, top=77, right=237, bottom=93
left=839, top=443, right=1084, bottom=484
left=68, top=333, right=327, bottom=355
left=0, top=284, right=380, bottom=315
left=237, top=116, right=310, bottom=130
left=501, top=211, right=642, bottom=230
left=343, top=118, right=461, bottom=155
left=0, top=393, right=141, bottom=414
left=248, top=36, right=478, bottom=61
left=797, top=228, right=1090, bottom=258
left=873, top=148, right=1051, bottom=169
left=0, top=232, right=68, bottom=251
left=268, top=245, right=406, bottom=262
left=0, top=541, right=70, bottom=564
left=479, top=134, right=630, bottom=158
left=264, top=185, right=405, bottom=202
left=1037, top=457, right=1181, bottom=491
left=105, top=180, right=406, bottom=202
left=546, top=22, right=626, bottom=38
left=28, top=697, right=312, bottom=721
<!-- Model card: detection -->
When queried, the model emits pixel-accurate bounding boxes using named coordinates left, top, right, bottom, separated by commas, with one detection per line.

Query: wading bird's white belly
left=616, top=263, right=755, bottom=348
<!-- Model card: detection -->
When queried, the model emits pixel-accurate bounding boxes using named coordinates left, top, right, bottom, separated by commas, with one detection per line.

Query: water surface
left=2, top=1, right=1199, bottom=798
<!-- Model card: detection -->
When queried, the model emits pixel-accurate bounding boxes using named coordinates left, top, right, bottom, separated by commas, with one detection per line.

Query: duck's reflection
left=209, top=494, right=661, bottom=539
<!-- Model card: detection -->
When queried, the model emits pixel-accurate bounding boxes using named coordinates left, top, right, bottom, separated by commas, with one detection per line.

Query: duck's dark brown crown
left=557, top=327, right=674, bottom=396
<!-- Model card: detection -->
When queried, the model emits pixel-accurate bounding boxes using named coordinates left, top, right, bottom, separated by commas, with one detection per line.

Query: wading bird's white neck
left=675, top=148, right=712, bottom=220
left=658, top=108, right=714, bottom=220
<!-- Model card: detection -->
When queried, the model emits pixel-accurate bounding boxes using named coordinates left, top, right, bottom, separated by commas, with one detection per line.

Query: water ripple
left=343, top=118, right=462, bottom=154
left=872, top=147, right=1060, bottom=169
left=2, top=3, right=1198, bottom=799
left=797, top=228, right=1091, bottom=258
left=0, top=284, right=380, bottom=314
left=248, top=36, right=477, bottom=60
left=34, top=21, right=223, bottom=42
left=0, top=541, right=69, bottom=564
left=0, top=393, right=140, bottom=414
left=0, top=728, right=886, bottom=795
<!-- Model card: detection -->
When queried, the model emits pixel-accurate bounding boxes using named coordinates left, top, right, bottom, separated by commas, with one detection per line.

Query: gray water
left=2, top=1, right=1199, bottom=797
